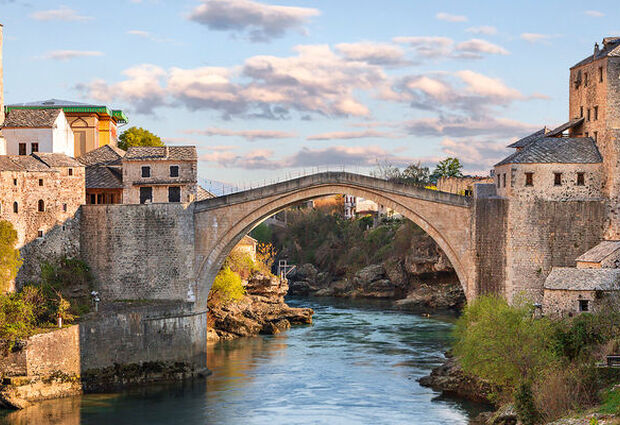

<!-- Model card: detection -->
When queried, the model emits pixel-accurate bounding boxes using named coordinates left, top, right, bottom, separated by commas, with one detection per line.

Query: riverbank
left=207, top=272, right=313, bottom=343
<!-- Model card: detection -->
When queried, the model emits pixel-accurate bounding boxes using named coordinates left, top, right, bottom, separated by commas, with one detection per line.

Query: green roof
left=5, top=99, right=128, bottom=124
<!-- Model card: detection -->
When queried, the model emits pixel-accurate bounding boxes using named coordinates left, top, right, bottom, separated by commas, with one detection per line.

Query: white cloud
left=185, top=127, right=297, bottom=141
left=44, top=50, right=103, bottom=61
left=455, top=39, right=509, bottom=57
left=127, top=30, right=150, bottom=37
left=585, top=10, right=604, bottom=17
left=335, top=42, right=408, bottom=66
left=465, top=26, right=497, bottom=35
left=30, top=6, right=93, bottom=22
left=456, top=70, right=523, bottom=100
left=394, top=36, right=508, bottom=59
left=306, top=130, right=401, bottom=140
left=188, top=0, right=320, bottom=42
left=436, top=12, right=467, bottom=23
left=520, top=33, right=556, bottom=44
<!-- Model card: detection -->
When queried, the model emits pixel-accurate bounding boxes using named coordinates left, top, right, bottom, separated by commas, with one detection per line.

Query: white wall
left=3, top=111, right=74, bottom=157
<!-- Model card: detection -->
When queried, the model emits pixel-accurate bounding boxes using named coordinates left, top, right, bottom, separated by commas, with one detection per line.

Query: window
left=63, top=203, right=67, bottom=212
left=554, top=172, right=562, bottom=186
left=578, top=299, right=589, bottom=312
left=585, top=132, right=589, bottom=138
left=587, top=108, right=591, bottom=121
left=38, top=179, right=43, bottom=186
left=89, top=194, right=96, bottom=204
left=170, top=165, right=179, bottom=177
left=594, top=131, right=598, bottom=141
left=13, top=178, right=17, bottom=186
left=37, top=230, right=43, bottom=238
left=13, top=202, right=18, bottom=214
left=18, top=143, right=26, bottom=155
left=68, top=168, right=73, bottom=176
left=580, top=106, right=583, bottom=117
left=594, top=106, right=599, bottom=120
left=168, top=186, right=181, bottom=203
left=141, top=166, right=151, bottom=178
left=584, top=72, right=588, bottom=86
left=497, top=175, right=501, bottom=188
left=31, top=143, right=38, bottom=153
left=577, top=172, right=585, bottom=186
left=38, top=200, right=45, bottom=212
left=502, top=173, right=506, bottom=188
left=140, top=187, right=153, bottom=204
left=97, top=194, right=104, bottom=204
left=599, top=66, right=603, bottom=82
left=525, top=172, right=534, bottom=187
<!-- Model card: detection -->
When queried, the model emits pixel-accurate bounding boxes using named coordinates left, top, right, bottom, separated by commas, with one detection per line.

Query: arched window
left=13, top=202, right=18, bottom=214
left=38, top=200, right=45, bottom=212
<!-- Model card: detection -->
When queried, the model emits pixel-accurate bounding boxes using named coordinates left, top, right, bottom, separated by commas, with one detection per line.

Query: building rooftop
left=545, top=267, right=620, bottom=291
left=545, top=118, right=585, bottom=138
left=6, top=99, right=128, bottom=124
left=32, top=153, right=83, bottom=168
left=575, top=241, right=620, bottom=263
left=0, top=155, right=56, bottom=172
left=496, top=137, right=602, bottom=166
left=124, top=146, right=197, bottom=162
left=3, top=108, right=63, bottom=128
left=85, top=166, right=123, bottom=189
left=507, top=128, right=549, bottom=149
left=77, top=144, right=126, bottom=167
left=572, top=36, right=620, bottom=69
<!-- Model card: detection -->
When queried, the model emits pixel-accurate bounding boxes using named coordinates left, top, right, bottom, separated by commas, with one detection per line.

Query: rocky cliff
left=288, top=232, right=465, bottom=311
left=207, top=272, right=313, bottom=343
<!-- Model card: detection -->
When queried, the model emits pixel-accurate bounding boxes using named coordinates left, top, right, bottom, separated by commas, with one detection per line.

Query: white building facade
left=2, top=108, right=74, bottom=157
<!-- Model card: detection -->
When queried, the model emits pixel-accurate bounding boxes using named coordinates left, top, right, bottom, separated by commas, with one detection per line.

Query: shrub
left=453, top=295, right=559, bottom=389
left=0, top=220, right=22, bottom=292
left=0, top=292, right=36, bottom=353
left=209, top=267, right=245, bottom=304
left=514, top=381, right=541, bottom=425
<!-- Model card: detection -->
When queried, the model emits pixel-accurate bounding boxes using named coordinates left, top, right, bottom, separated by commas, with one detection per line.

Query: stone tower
left=569, top=37, right=620, bottom=238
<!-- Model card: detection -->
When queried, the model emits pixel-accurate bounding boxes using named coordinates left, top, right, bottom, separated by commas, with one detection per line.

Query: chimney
left=594, top=42, right=600, bottom=57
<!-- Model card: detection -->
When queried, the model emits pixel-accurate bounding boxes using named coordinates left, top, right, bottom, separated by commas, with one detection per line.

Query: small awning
left=546, top=117, right=584, bottom=137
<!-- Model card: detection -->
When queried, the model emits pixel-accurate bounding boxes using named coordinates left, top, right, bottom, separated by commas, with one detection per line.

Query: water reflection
left=0, top=297, right=489, bottom=425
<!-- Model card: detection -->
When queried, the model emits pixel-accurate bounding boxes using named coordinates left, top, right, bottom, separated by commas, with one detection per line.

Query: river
left=0, top=297, right=489, bottom=425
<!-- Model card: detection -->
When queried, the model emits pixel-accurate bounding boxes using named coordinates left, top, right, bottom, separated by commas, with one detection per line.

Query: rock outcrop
left=418, top=354, right=497, bottom=405
left=208, top=272, right=313, bottom=342
left=287, top=234, right=465, bottom=311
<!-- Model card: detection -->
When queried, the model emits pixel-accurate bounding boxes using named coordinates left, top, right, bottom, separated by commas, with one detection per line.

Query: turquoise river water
left=0, top=297, right=490, bottom=425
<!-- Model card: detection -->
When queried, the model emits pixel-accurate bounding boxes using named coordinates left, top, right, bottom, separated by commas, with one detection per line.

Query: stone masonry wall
left=0, top=326, right=80, bottom=377
left=543, top=289, right=601, bottom=316
left=0, top=165, right=85, bottom=289
left=79, top=203, right=195, bottom=301
left=505, top=200, right=605, bottom=302
left=474, top=196, right=507, bottom=295
left=79, top=302, right=206, bottom=372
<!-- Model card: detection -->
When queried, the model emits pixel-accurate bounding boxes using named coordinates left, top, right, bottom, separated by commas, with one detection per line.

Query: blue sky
left=1, top=0, right=618, bottom=184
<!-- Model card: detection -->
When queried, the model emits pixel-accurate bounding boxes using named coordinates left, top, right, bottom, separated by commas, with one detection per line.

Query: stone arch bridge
left=81, top=172, right=505, bottom=310
left=193, top=172, right=494, bottom=307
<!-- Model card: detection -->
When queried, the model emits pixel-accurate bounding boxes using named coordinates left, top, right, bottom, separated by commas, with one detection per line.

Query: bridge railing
left=199, top=165, right=437, bottom=196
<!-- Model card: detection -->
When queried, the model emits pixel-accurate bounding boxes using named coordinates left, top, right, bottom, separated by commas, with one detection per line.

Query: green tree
left=209, top=267, right=246, bottom=304
left=401, top=162, right=431, bottom=185
left=431, top=157, right=463, bottom=182
left=452, top=295, right=559, bottom=389
left=118, top=126, right=164, bottom=150
left=0, top=220, right=22, bottom=292
left=250, top=223, right=273, bottom=244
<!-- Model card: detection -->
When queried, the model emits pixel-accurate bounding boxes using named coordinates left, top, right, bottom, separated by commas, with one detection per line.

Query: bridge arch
left=193, top=172, right=474, bottom=308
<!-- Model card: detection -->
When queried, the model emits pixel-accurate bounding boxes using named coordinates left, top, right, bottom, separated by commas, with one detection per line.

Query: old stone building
left=2, top=108, right=75, bottom=157
left=77, top=144, right=125, bottom=204
left=0, top=153, right=85, bottom=288
left=77, top=145, right=198, bottom=205
left=122, top=146, right=197, bottom=204
left=6, top=99, right=128, bottom=157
